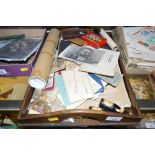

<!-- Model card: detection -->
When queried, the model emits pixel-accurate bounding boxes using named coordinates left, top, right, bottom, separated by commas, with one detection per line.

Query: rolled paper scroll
left=29, top=29, right=60, bottom=89
left=100, top=28, right=118, bottom=51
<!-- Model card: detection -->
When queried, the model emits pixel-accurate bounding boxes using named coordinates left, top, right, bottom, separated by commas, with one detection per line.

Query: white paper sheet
left=79, top=48, right=120, bottom=76
left=61, top=69, right=94, bottom=103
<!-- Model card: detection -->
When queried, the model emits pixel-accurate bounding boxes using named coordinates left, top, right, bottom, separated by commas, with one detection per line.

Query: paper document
left=59, top=44, right=120, bottom=76
left=50, top=57, right=66, bottom=73
left=88, top=73, right=105, bottom=93
left=77, top=64, right=131, bottom=109
left=61, top=69, right=94, bottom=103
left=59, top=44, right=104, bottom=65
left=96, top=71, right=123, bottom=87
left=79, top=48, right=120, bottom=76
left=131, top=27, right=155, bottom=51
left=65, top=60, right=79, bottom=70
left=55, top=71, right=90, bottom=109
left=88, top=74, right=107, bottom=100
left=55, top=72, right=71, bottom=107
left=88, top=76, right=101, bottom=94
left=57, top=93, right=86, bottom=109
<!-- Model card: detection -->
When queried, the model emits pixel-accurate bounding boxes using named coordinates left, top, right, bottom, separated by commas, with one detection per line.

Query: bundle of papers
left=28, top=68, right=107, bottom=113
left=28, top=34, right=130, bottom=114
left=55, top=68, right=107, bottom=109
left=75, top=64, right=131, bottom=109
left=28, top=61, right=125, bottom=114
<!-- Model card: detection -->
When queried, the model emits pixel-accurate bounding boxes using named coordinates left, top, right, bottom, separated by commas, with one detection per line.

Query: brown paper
left=29, top=29, right=60, bottom=89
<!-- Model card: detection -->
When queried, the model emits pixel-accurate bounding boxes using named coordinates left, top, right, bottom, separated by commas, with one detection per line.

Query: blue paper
left=88, top=73, right=104, bottom=93
left=55, top=74, right=71, bottom=106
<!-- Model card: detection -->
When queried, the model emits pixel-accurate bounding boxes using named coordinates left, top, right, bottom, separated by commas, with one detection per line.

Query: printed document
left=61, top=69, right=94, bottom=103
left=79, top=48, right=120, bottom=76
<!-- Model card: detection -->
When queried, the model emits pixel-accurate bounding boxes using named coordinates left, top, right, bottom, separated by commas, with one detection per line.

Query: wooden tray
left=17, top=27, right=141, bottom=127
left=18, top=57, right=142, bottom=127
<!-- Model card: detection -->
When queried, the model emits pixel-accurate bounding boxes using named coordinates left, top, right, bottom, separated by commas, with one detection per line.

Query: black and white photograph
left=59, top=44, right=104, bottom=64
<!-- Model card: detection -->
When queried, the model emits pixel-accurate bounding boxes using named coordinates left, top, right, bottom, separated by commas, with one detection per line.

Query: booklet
left=79, top=48, right=120, bottom=76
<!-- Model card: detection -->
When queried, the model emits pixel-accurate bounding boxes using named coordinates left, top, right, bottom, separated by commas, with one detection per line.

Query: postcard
left=61, top=69, right=94, bottom=103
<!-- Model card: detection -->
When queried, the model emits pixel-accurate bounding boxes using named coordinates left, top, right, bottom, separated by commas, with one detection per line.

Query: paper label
left=48, top=117, right=59, bottom=122
left=106, top=116, right=122, bottom=121
left=20, top=67, right=28, bottom=71
left=145, top=122, right=155, bottom=128
left=0, top=69, right=7, bottom=75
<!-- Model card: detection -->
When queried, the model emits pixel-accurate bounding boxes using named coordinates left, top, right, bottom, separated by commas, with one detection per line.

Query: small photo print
left=59, top=44, right=104, bottom=65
